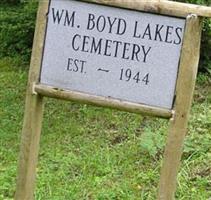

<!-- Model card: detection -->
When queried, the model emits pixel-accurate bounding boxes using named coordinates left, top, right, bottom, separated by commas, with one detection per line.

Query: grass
left=0, top=57, right=211, bottom=199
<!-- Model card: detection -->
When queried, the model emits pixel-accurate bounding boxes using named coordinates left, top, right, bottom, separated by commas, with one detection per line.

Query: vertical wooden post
left=15, top=1, right=49, bottom=200
left=158, top=14, right=203, bottom=200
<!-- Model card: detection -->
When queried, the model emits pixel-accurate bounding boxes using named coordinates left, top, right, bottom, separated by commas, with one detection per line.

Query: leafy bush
left=200, top=19, right=211, bottom=73
left=0, top=0, right=20, bottom=5
left=176, top=0, right=211, bottom=73
left=0, top=1, right=38, bottom=60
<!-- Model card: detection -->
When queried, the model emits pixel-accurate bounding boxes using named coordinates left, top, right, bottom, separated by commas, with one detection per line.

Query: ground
left=0, top=57, right=211, bottom=199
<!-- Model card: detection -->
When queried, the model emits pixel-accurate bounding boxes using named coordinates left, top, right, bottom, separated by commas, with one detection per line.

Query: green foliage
left=0, top=0, right=20, bottom=5
left=139, top=128, right=165, bottom=158
left=0, top=57, right=210, bottom=199
left=201, top=19, right=211, bottom=73
left=0, top=1, right=38, bottom=60
left=175, top=0, right=211, bottom=73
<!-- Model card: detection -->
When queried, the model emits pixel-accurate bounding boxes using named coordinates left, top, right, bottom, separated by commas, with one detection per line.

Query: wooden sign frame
left=15, top=0, right=211, bottom=199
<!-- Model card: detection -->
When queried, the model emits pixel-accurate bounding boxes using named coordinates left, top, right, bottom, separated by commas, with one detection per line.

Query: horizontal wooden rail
left=84, top=0, right=211, bottom=18
left=34, top=84, right=173, bottom=119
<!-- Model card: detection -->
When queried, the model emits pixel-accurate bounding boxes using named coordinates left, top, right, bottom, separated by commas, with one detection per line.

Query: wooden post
left=34, top=84, right=172, bottom=119
left=158, top=14, right=203, bottom=200
left=15, top=1, right=49, bottom=200
left=89, top=0, right=211, bottom=18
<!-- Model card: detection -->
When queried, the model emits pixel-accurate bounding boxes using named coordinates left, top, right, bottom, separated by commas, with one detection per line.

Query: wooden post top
left=84, top=0, right=211, bottom=18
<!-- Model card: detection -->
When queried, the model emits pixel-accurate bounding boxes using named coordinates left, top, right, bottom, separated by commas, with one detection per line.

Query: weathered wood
left=158, top=14, right=203, bottom=200
left=14, top=1, right=49, bottom=200
left=34, top=84, right=172, bottom=119
left=15, top=0, right=206, bottom=199
left=84, top=0, right=211, bottom=18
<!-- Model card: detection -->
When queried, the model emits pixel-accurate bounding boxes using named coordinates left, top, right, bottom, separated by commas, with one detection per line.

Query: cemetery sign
left=14, top=1, right=211, bottom=200
left=41, top=0, right=185, bottom=109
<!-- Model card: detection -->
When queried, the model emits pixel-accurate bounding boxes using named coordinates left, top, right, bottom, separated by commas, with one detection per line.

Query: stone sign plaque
left=40, top=0, right=186, bottom=109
